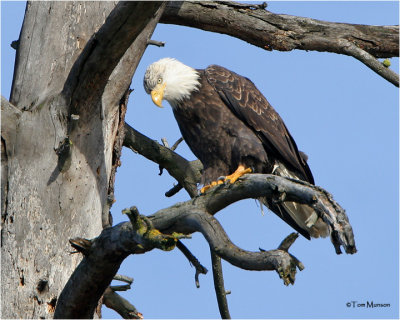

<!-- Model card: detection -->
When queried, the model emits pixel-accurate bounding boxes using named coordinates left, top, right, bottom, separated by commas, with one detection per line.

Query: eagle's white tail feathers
left=274, top=162, right=330, bottom=238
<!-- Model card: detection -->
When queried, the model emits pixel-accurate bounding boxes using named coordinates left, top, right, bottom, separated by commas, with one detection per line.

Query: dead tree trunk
left=1, top=1, right=164, bottom=318
left=1, top=1, right=395, bottom=318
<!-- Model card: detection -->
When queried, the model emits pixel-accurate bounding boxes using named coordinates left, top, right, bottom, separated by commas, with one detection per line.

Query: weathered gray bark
left=1, top=1, right=164, bottom=318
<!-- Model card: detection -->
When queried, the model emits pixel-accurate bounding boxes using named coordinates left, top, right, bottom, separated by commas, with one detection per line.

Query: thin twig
left=211, top=249, right=231, bottom=319
left=147, top=39, right=166, bottom=47
left=159, top=137, right=185, bottom=176
left=113, top=274, right=134, bottom=285
left=161, top=137, right=169, bottom=148
left=69, top=238, right=93, bottom=255
left=339, top=39, right=399, bottom=87
left=110, top=284, right=131, bottom=291
left=171, top=137, right=184, bottom=151
left=165, top=183, right=184, bottom=197
left=176, top=241, right=208, bottom=288
left=277, top=232, right=299, bottom=251
left=103, top=287, right=143, bottom=319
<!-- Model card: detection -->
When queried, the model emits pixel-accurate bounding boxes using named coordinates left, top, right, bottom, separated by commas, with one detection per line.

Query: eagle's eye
left=157, top=78, right=162, bottom=84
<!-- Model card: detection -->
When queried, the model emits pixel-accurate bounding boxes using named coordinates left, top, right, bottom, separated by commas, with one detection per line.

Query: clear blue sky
left=1, top=1, right=399, bottom=319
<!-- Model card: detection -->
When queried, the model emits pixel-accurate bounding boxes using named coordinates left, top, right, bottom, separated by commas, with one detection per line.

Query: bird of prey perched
left=143, top=58, right=329, bottom=241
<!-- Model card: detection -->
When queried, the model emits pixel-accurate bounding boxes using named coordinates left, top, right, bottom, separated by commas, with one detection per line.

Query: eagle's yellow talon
left=225, top=165, right=252, bottom=184
left=200, top=185, right=211, bottom=194
left=200, top=165, right=252, bottom=194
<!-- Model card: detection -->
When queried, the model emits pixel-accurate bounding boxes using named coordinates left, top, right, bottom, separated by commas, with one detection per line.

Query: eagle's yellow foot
left=224, top=165, right=252, bottom=184
left=200, top=165, right=252, bottom=194
left=200, top=180, right=224, bottom=193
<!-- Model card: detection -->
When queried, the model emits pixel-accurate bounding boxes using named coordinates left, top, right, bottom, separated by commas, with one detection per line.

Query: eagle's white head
left=143, top=58, right=200, bottom=108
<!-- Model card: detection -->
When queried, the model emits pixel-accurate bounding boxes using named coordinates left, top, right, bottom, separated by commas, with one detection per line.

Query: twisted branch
left=121, top=124, right=356, bottom=320
left=55, top=170, right=356, bottom=318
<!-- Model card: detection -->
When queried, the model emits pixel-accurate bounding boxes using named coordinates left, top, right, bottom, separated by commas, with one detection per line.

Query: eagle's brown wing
left=205, top=65, right=314, bottom=184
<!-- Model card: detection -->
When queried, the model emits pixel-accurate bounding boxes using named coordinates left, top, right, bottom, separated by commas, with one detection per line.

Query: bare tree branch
left=170, top=137, right=184, bottom=151
left=113, top=274, right=134, bottom=285
left=211, top=249, right=231, bottom=319
left=162, top=1, right=398, bottom=58
left=110, top=285, right=131, bottom=292
left=123, top=127, right=213, bottom=294
left=54, top=229, right=130, bottom=318
left=54, top=170, right=356, bottom=317
left=176, top=241, right=208, bottom=288
left=103, top=287, right=143, bottom=319
left=161, top=1, right=399, bottom=85
left=277, top=232, right=300, bottom=252
left=123, top=126, right=232, bottom=317
left=193, top=209, right=301, bottom=283
left=149, top=174, right=356, bottom=254
left=147, top=39, right=166, bottom=47
left=143, top=133, right=229, bottom=316
left=165, top=183, right=184, bottom=197
left=123, top=123, right=202, bottom=198
left=121, top=124, right=357, bottom=315
left=55, top=205, right=186, bottom=318
left=338, top=39, right=399, bottom=86
left=102, top=275, right=140, bottom=318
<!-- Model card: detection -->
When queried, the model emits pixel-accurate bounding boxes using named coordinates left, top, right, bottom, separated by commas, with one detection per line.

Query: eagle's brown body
left=173, top=65, right=313, bottom=186
left=171, top=65, right=328, bottom=239
left=144, top=60, right=329, bottom=240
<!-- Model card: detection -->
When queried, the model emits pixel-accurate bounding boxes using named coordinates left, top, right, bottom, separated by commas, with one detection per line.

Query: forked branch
left=55, top=171, right=356, bottom=317
left=122, top=124, right=357, bottom=319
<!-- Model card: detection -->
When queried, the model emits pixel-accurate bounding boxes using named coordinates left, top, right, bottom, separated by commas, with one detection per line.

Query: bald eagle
left=144, top=58, right=329, bottom=240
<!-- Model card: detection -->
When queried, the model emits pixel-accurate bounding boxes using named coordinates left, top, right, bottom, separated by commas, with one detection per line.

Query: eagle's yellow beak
left=151, top=83, right=166, bottom=108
